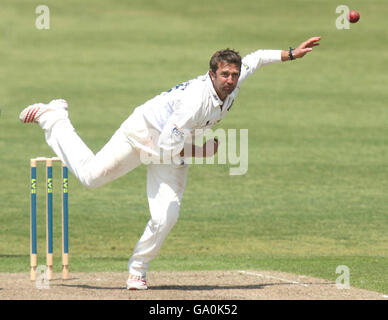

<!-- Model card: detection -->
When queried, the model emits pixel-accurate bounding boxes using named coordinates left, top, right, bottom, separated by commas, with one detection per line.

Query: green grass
left=0, top=0, right=387, bottom=295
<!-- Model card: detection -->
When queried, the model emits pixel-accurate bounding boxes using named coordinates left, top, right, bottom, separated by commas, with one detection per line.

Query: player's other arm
left=180, top=138, right=219, bottom=158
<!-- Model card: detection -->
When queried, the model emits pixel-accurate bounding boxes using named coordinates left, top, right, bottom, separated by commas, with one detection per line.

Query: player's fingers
left=213, top=139, right=219, bottom=154
left=299, top=48, right=311, bottom=57
left=309, top=40, right=321, bottom=46
left=308, top=36, right=322, bottom=42
left=302, top=36, right=321, bottom=48
left=305, top=43, right=320, bottom=49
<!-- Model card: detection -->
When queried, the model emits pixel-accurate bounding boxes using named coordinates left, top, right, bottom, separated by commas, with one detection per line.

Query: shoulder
left=180, top=74, right=208, bottom=104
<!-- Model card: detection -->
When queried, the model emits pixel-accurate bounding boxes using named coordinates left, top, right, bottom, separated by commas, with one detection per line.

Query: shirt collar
left=206, top=72, right=223, bottom=108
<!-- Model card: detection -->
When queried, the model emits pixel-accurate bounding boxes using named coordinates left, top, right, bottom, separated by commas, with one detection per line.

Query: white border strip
left=238, top=270, right=309, bottom=287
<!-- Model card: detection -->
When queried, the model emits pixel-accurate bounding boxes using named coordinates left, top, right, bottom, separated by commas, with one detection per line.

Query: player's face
left=210, top=62, right=240, bottom=100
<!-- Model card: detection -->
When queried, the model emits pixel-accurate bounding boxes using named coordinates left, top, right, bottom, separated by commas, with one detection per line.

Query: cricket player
left=19, top=36, right=321, bottom=290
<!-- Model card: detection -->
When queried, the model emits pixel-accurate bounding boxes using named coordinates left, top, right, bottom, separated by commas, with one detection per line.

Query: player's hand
left=293, top=36, right=321, bottom=59
left=203, top=138, right=219, bottom=157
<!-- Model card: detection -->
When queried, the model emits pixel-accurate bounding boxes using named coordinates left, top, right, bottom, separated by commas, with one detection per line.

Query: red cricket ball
left=348, top=10, right=360, bottom=23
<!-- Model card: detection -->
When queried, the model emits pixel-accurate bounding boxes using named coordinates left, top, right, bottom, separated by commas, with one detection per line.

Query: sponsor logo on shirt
left=167, top=81, right=190, bottom=93
left=172, top=124, right=185, bottom=138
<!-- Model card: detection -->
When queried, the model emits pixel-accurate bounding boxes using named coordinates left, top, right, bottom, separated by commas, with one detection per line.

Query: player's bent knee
left=163, top=201, right=181, bottom=229
left=149, top=202, right=180, bottom=232
left=79, top=176, right=104, bottom=189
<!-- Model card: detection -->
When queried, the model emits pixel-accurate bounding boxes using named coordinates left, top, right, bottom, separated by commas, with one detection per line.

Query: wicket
left=30, top=157, right=69, bottom=281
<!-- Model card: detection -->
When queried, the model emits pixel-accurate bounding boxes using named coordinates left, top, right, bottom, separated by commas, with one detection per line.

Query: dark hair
left=209, top=49, right=242, bottom=74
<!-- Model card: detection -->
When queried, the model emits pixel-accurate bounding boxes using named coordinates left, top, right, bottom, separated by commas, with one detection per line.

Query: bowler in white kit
left=19, top=36, right=320, bottom=290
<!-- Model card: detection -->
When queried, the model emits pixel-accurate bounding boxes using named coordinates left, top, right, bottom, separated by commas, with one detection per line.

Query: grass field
left=1, top=0, right=387, bottom=295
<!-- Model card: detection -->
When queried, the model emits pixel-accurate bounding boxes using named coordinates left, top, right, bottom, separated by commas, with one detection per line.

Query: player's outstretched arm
left=281, top=36, right=321, bottom=61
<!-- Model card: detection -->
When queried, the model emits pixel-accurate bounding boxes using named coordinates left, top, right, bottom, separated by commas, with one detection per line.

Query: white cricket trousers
left=42, top=115, right=189, bottom=279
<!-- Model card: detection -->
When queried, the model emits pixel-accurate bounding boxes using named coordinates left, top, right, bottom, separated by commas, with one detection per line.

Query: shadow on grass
left=56, top=284, right=126, bottom=290
left=56, top=282, right=332, bottom=291
left=0, top=254, right=29, bottom=258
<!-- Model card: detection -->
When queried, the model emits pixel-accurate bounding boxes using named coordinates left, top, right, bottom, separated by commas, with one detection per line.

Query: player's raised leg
left=19, top=99, right=142, bottom=188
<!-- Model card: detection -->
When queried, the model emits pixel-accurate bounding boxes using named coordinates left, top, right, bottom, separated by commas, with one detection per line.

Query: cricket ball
left=348, top=10, right=360, bottom=23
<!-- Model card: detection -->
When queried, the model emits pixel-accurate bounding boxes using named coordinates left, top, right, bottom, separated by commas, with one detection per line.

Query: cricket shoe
left=19, top=99, right=68, bottom=124
left=126, top=274, right=148, bottom=290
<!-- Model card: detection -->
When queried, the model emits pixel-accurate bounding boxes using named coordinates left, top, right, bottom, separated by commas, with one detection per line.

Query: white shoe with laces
left=19, top=99, right=68, bottom=124
left=126, top=274, right=148, bottom=290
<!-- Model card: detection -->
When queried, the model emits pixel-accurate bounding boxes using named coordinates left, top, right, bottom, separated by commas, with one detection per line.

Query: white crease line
left=238, top=270, right=309, bottom=287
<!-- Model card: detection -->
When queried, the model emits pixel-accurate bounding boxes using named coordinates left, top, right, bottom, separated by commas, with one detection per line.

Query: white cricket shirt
left=122, top=49, right=282, bottom=161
